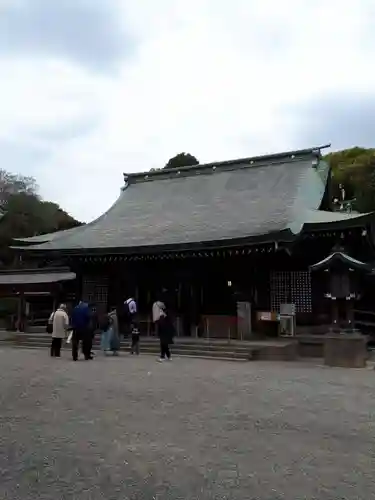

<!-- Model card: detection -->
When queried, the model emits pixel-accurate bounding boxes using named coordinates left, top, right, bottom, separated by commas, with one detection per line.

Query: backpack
left=123, top=298, right=135, bottom=318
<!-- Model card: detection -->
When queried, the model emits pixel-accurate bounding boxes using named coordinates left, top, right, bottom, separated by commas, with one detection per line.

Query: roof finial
left=123, top=173, right=129, bottom=190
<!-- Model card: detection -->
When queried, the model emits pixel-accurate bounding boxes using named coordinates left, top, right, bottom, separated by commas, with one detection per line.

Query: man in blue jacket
left=71, top=300, right=92, bottom=361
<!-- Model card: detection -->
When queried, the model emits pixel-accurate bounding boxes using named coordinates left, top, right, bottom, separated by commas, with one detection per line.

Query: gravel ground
left=0, top=348, right=375, bottom=499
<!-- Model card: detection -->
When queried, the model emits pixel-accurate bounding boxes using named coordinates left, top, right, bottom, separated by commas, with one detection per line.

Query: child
left=130, top=323, right=140, bottom=355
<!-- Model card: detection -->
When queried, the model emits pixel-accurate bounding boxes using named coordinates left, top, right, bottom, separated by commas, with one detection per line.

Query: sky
left=0, top=0, right=374, bottom=222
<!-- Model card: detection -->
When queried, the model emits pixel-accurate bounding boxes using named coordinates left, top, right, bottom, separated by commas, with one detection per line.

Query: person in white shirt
left=152, top=300, right=166, bottom=323
left=124, top=297, right=139, bottom=352
left=125, top=297, right=137, bottom=315
left=49, top=304, right=69, bottom=357
left=152, top=300, right=174, bottom=361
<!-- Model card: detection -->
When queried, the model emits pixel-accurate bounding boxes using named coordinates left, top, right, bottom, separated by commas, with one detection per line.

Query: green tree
left=164, top=152, right=199, bottom=169
left=0, top=171, right=81, bottom=266
left=1, top=194, right=80, bottom=237
left=324, top=147, right=375, bottom=212
left=0, top=170, right=37, bottom=211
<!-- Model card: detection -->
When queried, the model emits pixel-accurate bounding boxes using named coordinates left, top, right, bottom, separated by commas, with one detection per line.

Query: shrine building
left=6, top=145, right=375, bottom=338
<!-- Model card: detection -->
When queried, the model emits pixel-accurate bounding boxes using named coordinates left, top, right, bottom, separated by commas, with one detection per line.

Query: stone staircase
left=2, top=331, right=298, bottom=362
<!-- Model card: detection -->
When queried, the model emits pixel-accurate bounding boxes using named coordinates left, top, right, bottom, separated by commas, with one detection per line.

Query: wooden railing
left=136, top=314, right=240, bottom=339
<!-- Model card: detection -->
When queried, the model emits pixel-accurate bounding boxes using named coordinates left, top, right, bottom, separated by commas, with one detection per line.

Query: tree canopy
left=164, top=152, right=199, bottom=170
left=324, top=147, right=375, bottom=213
left=0, top=170, right=81, bottom=266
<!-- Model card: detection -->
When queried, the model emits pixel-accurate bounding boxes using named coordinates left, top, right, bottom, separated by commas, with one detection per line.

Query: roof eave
left=0, top=267, right=76, bottom=285
left=303, top=213, right=374, bottom=232
left=10, top=229, right=296, bottom=257
left=310, top=252, right=372, bottom=272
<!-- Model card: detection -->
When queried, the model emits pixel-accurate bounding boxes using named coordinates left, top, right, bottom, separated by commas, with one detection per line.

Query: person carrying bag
left=49, top=304, right=69, bottom=357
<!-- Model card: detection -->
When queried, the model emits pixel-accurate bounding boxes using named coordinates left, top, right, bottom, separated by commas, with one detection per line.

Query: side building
left=10, top=146, right=375, bottom=337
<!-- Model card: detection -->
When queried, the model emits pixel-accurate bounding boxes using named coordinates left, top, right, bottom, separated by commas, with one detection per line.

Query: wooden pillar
left=146, top=288, right=150, bottom=336
left=177, top=282, right=181, bottom=309
left=16, top=291, right=24, bottom=332
left=346, top=298, right=355, bottom=330
left=331, top=299, right=339, bottom=331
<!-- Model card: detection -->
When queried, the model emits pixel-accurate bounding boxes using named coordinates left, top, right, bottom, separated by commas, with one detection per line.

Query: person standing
left=50, top=304, right=69, bottom=357
left=152, top=299, right=166, bottom=336
left=156, top=306, right=174, bottom=361
left=99, top=312, right=111, bottom=355
left=71, top=300, right=92, bottom=361
left=122, top=297, right=139, bottom=354
left=124, top=297, right=137, bottom=329
left=108, top=309, right=120, bottom=355
left=130, top=323, right=140, bottom=355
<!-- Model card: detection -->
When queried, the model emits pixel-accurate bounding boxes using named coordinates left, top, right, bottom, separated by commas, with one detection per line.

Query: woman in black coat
left=157, top=313, right=174, bottom=361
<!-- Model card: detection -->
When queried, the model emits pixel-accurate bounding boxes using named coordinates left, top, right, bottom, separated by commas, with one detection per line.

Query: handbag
left=46, top=312, right=55, bottom=334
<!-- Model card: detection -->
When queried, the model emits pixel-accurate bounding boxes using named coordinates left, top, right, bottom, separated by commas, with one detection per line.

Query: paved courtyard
left=0, top=348, right=375, bottom=499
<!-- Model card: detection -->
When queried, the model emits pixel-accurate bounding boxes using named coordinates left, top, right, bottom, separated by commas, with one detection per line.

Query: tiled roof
left=14, top=226, right=84, bottom=245
left=14, top=145, right=358, bottom=254
left=0, top=268, right=76, bottom=285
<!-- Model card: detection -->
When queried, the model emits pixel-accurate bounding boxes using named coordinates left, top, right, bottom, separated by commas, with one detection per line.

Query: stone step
left=20, top=332, right=254, bottom=344
left=14, top=340, right=257, bottom=356
left=2, top=344, right=248, bottom=362
left=13, top=339, right=250, bottom=358
left=6, top=333, right=297, bottom=361
left=14, top=335, right=259, bottom=352
left=27, top=325, right=47, bottom=334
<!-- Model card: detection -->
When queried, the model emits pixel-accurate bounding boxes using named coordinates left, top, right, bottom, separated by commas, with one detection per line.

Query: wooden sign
left=257, top=311, right=279, bottom=322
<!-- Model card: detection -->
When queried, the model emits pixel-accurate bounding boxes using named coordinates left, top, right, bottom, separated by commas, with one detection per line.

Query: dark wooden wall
left=50, top=225, right=375, bottom=333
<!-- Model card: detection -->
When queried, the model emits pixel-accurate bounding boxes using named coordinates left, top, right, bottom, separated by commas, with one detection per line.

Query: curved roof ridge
left=124, top=144, right=331, bottom=185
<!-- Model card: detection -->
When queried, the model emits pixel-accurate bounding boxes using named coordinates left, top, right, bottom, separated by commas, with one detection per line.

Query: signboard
left=280, top=303, right=296, bottom=316
left=260, top=312, right=272, bottom=321
left=257, top=311, right=279, bottom=322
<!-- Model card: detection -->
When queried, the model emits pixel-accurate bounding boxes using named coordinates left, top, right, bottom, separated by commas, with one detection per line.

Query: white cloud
left=0, top=0, right=374, bottom=222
